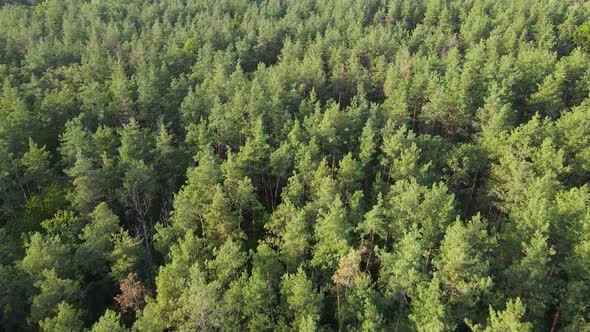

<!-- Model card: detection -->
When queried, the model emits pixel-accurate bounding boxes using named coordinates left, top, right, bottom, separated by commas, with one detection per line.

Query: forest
left=1, top=0, right=590, bottom=331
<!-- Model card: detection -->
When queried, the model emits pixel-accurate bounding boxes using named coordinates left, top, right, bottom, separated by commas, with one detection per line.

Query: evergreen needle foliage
left=0, top=0, right=589, bottom=330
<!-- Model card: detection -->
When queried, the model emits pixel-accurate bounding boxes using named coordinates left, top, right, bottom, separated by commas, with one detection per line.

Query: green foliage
left=311, top=196, right=351, bottom=270
left=39, top=302, right=83, bottom=332
left=174, top=265, right=221, bottom=330
left=78, top=202, right=120, bottom=276
left=90, top=310, right=128, bottom=332
left=0, top=264, right=30, bottom=331
left=1, top=0, right=590, bottom=330
left=21, top=138, right=53, bottom=190
left=21, top=233, right=73, bottom=278
left=132, top=299, right=165, bottom=332
left=160, top=149, right=221, bottom=250
left=573, top=22, right=590, bottom=52
left=381, top=125, right=430, bottom=183
left=207, top=238, right=247, bottom=286
left=377, top=227, right=424, bottom=300
left=281, top=267, right=323, bottom=329
left=410, top=276, right=450, bottom=332
left=30, top=269, right=80, bottom=324
left=40, top=210, right=84, bottom=243
left=242, top=267, right=278, bottom=331
left=468, top=298, right=533, bottom=332
left=435, top=215, right=495, bottom=323
left=65, top=150, right=104, bottom=214
left=0, top=78, right=35, bottom=155
left=110, top=230, right=143, bottom=281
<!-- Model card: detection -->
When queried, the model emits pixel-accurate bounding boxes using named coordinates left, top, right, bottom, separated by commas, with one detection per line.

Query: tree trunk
left=365, top=232, right=375, bottom=272
left=550, top=304, right=560, bottom=332
left=336, top=285, right=343, bottom=332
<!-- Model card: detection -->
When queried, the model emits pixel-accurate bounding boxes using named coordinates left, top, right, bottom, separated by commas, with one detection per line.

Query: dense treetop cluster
left=1, top=0, right=590, bottom=331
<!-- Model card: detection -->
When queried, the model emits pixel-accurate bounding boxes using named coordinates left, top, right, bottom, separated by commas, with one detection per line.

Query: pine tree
left=504, top=231, right=556, bottom=325
left=468, top=298, right=533, bottom=332
left=30, top=269, right=80, bottom=324
left=59, top=117, right=93, bottom=169
left=381, top=125, right=429, bottom=184
left=77, top=203, right=120, bottom=276
left=311, top=196, right=351, bottom=270
left=409, top=276, right=450, bottom=332
left=357, top=192, right=387, bottom=271
left=175, top=266, right=221, bottom=331
left=118, top=118, right=150, bottom=164
left=242, top=268, right=278, bottom=330
left=0, top=78, right=35, bottom=156
left=281, top=267, right=323, bottom=329
left=377, top=227, right=425, bottom=313
left=39, top=302, right=84, bottom=332
left=267, top=200, right=310, bottom=271
left=207, top=238, right=247, bottom=286
left=90, top=310, right=128, bottom=332
left=21, top=138, right=53, bottom=191
left=109, top=60, right=135, bottom=123
left=337, top=153, right=362, bottom=200
left=435, top=215, right=495, bottom=323
left=66, top=150, right=102, bottom=214
left=167, top=149, right=221, bottom=241
left=204, top=185, right=241, bottom=245
left=21, top=233, right=74, bottom=279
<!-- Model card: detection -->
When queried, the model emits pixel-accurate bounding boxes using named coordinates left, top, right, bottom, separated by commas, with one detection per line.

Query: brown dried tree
left=114, top=272, right=146, bottom=313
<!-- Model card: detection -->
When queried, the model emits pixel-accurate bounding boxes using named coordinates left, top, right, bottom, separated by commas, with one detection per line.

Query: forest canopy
left=1, top=0, right=590, bottom=331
